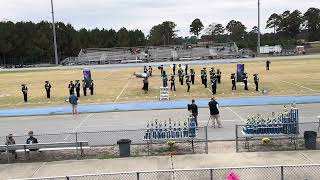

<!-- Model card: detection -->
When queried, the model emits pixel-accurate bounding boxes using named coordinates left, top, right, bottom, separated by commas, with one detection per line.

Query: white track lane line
left=227, top=107, right=246, bottom=122
left=115, top=75, right=132, bottom=101
left=279, top=80, right=316, bottom=92
left=64, top=114, right=93, bottom=141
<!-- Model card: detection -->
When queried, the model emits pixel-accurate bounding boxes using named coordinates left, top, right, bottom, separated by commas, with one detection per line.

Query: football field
left=0, top=57, right=320, bottom=109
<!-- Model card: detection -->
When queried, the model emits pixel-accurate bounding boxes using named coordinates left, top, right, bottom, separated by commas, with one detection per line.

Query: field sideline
left=0, top=58, right=320, bottom=109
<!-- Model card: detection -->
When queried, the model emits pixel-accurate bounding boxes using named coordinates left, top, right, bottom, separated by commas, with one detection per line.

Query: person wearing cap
left=190, top=69, right=195, bottom=85
left=68, top=81, right=75, bottom=95
left=89, top=80, right=94, bottom=95
left=69, top=93, right=79, bottom=115
left=21, top=84, right=28, bottom=102
left=82, top=80, right=87, bottom=96
left=208, top=97, right=222, bottom=128
left=188, top=99, right=198, bottom=127
left=26, top=131, right=39, bottom=154
left=44, top=81, right=52, bottom=98
left=5, top=134, right=17, bottom=159
left=75, top=80, right=81, bottom=97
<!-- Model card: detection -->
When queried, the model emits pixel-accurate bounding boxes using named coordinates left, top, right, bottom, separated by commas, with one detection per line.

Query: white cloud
left=0, top=0, right=319, bottom=37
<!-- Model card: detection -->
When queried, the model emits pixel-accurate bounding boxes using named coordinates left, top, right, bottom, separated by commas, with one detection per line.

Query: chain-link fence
left=236, top=122, right=320, bottom=152
left=17, top=164, right=320, bottom=180
left=0, top=127, right=208, bottom=164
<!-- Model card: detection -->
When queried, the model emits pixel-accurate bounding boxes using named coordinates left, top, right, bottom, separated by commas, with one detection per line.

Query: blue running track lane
left=0, top=95, right=320, bottom=117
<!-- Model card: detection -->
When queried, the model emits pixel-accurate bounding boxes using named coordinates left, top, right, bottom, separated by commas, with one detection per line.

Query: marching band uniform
left=68, top=81, right=75, bottom=95
left=45, top=81, right=51, bottom=98
left=170, top=75, right=176, bottom=91
left=243, top=73, right=248, bottom=90
left=21, top=85, right=28, bottom=102
left=254, top=74, right=259, bottom=91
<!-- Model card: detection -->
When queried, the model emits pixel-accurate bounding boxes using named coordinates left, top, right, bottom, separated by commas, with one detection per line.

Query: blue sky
left=1, top=0, right=319, bottom=37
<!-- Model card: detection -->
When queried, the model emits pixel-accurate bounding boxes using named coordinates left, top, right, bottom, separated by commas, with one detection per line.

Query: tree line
left=0, top=7, right=319, bottom=64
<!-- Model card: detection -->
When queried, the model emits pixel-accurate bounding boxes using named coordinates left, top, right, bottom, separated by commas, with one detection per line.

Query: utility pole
left=51, top=0, right=59, bottom=65
left=257, top=0, right=261, bottom=57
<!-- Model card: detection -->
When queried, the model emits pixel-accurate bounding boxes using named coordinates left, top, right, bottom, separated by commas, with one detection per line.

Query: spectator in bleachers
left=26, top=131, right=39, bottom=155
left=5, top=134, right=18, bottom=159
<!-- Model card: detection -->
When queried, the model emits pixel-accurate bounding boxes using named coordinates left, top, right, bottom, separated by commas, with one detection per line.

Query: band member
left=254, top=74, right=259, bottom=91
left=148, top=66, right=153, bottom=76
left=144, top=66, right=148, bottom=73
left=170, top=75, right=176, bottom=91
left=186, top=75, right=191, bottom=92
left=159, top=65, right=164, bottom=75
left=190, top=69, right=195, bottom=84
left=21, top=84, right=28, bottom=102
left=266, top=60, right=271, bottom=70
left=201, top=69, right=208, bottom=88
left=185, top=64, right=188, bottom=75
left=44, top=81, right=52, bottom=98
left=243, top=73, right=248, bottom=90
left=211, top=75, right=218, bottom=95
left=82, top=80, right=87, bottom=96
left=217, top=69, right=222, bottom=84
left=68, top=81, right=75, bottom=95
left=90, top=80, right=94, bottom=95
left=231, top=73, right=236, bottom=90
left=75, top=80, right=81, bottom=97
left=142, top=77, right=149, bottom=94
left=210, top=67, right=215, bottom=77
left=162, top=71, right=168, bottom=87
left=178, top=68, right=184, bottom=85
left=173, top=64, right=176, bottom=75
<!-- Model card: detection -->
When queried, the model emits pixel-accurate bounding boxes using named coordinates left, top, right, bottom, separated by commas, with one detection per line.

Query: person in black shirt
left=142, top=77, right=149, bottom=94
left=162, top=71, right=168, bottom=87
left=211, top=75, right=218, bottom=95
left=266, top=60, right=271, bottom=70
left=21, top=84, right=28, bottom=102
left=75, top=80, right=81, bottom=97
left=90, top=80, right=94, bottom=95
left=185, top=64, right=188, bottom=75
left=186, top=75, right=191, bottom=92
left=144, top=66, right=148, bottom=73
left=217, top=69, right=222, bottom=84
left=148, top=66, right=153, bottom=76
left=68, top=81, right=75, bottom=95
left=82, top=80, right=87, bottom=96
left=178, top=69, right=184, bottom=85
left=201, top=70, right=208, bottom=88
left=173, top=64, right=176, bottom=75
left=44, top=81, right=52, bottom=98
left=169, top=75, right=176, bottom=91
left=208, top=97, right=222, bottom=128
left=190, top=69, right=195, bottom=84
left=231, top=73, right=236, bottom=90
left=26, top=130, right=39, bottom=154
left=188, top=99, right=198, bottom=126
left=243, top=73, right=248, bottom=90
left=253, top=74, right=259, bottom=92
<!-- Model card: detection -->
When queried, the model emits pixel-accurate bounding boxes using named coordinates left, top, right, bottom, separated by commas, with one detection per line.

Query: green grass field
left=0, top=58, right=319, bottom=109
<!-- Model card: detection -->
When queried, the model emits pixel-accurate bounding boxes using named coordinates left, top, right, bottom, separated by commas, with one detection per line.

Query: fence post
left=280, top=166, right=284, bottom=180
left=205, top=126, right=209, bottom=154
left=235, top=125, right=239, bottom=152
left=210, top=168, right=213, bottom=180
left=6, top=136, right=10, bottom=164
left=136, top=172, right=140, bottom=180
left=75, top=132, right=79, bottom=160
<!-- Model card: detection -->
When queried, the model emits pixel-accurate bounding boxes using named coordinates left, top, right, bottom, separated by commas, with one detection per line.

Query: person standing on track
left=188, top=99, right=198, bottom=127
left=208, top=97, right=222, bottom=128
left=69, top=93, right=79, bottom=115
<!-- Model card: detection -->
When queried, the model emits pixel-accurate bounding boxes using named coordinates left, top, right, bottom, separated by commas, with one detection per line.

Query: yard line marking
left=31, top=162, right=47, bottom=177
left=195, top=77, right=213, bottom=94
left=64, top=114, right=93, bottom=141
left=279, top=80, right=316, bottom=92
left=227, top=107, right=246, bottom=122
left=115, top=75, right=132, bottom=101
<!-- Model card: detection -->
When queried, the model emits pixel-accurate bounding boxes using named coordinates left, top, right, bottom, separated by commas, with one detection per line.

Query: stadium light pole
left=257, top=0, right=261, bottom=57
left=51, top=0, right=59, bottom=65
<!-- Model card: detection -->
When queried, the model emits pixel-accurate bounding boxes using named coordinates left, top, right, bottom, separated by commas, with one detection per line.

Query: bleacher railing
left=17, top=164, right=320, bottom=180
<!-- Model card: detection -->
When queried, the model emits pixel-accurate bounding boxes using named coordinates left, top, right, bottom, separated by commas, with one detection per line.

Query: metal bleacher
left=61, top=43, right=239, bottom=65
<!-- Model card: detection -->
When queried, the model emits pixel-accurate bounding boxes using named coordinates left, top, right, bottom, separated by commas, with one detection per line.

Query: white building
left=260, top=45, right=282, bottom=54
